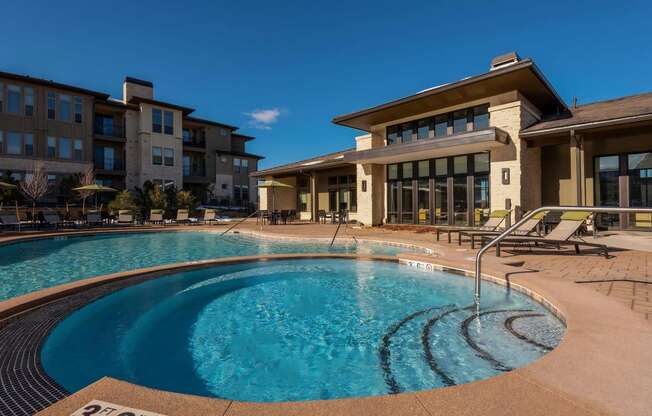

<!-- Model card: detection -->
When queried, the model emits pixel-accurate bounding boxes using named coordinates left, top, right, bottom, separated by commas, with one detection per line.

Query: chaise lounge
left=459, top=211, right=547, bottom=248
left=481, top=211, right=609, bottom=258
left=435, top=210, right=510, bottom=243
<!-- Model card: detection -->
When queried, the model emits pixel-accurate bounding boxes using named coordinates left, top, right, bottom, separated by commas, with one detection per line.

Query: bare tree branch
left=19, top=162, right=51, bottom=216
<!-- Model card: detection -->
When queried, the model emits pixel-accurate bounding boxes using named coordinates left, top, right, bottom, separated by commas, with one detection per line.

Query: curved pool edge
left=2, top=243, right=650, bottom=415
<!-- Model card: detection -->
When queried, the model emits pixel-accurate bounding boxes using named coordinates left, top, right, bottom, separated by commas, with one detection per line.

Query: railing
left=474, top=206, right=652, bottom=312
left=94, top=159, right=125, bottom=171
left=219, top=210, right=259, bottom=236
left=183, top=138, right=206, bottom=148
left=94, top=122, right=125, bottom=139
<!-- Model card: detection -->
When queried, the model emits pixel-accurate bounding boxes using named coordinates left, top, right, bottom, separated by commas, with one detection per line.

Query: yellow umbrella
left=0, top=181, right=17, bottom=189
left=73, top=184, right=118, bottom=212
left=257, top=180, right=293, bottom=215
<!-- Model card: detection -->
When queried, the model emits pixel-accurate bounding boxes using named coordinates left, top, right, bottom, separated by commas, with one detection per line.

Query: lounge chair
left=0, top=213, right=21, bottom=231
left=175, top=209, right=189, bottom=225
left=148, top=209, right=164, bottom=225
left=483, top=211, right=608, bottom=258
left=42, top=211, right=64, bottom=229
left=202, top=209, right=217, bottom=225
left=459, top=211, right=547, bottom=249
left=435, top=210, right=510, bottom=243
left=86, top=212, right=103, bottom=227
left=117, top=210, right=133, bottom=225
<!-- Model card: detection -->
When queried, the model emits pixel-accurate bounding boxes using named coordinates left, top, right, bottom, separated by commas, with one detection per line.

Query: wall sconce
left=361, top=180, right=367, bottom=192
left=501, top=168, right=510, bottom=185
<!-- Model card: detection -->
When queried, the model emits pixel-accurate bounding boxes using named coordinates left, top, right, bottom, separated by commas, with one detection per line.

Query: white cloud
left=245, top=108, right=282, bottom=130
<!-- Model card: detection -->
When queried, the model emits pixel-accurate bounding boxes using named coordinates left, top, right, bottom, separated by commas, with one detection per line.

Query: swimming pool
left=41, top=258, right=564, bottom=402
left=0, top=231, right=418, bottom=301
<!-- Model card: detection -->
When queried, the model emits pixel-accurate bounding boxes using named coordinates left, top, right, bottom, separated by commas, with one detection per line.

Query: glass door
left=453, top=156, right=468, bottom=225
left=434, top=158, right=448, bottom=224
left=417, top=161, right=430, bottom=224
left=594, top=155, right=620, bottom=228
left=401, top=162, right=414, bottom=223
left=628, top=152, right=652, bottom=228
left=473, top=153, right=490, bottom=225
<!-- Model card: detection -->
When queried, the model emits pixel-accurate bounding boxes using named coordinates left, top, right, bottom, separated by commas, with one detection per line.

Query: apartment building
left=0, top=72, right=262, bottom=206
left=253, top=52, right=652, bottom=229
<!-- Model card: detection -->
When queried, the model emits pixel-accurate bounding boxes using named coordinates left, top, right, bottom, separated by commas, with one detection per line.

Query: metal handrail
left=219, top=210, right=259, bottom=236
left=474, top=206, right=652, bottom=312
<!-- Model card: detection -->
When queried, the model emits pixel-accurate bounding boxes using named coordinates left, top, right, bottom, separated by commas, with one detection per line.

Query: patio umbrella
left=257, top=180, right=293, bottom=214
left=73, top=184, right=118, bottom=212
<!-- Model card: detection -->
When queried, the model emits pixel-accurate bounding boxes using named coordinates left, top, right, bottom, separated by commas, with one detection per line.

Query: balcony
left=94, top=121, right=125, bottom=140
left=94, top=158, right=126, bottom=175
left=183, top=137, right=206, bottom=149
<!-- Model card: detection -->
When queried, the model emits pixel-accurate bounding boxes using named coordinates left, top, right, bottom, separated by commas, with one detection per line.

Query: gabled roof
left=0, top=70, right=110, bottom=99
left=232, top=133, right=255, bottom=142
left=521, top=92, right=652, bottom=137
left=251, top=148, right=355, bottom=177
left=216, top=149, right=264, bottom=160
left=332, top=59, right=568, bottom=131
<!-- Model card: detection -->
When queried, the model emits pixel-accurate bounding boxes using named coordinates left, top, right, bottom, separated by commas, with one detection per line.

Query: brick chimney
left=123, top=77, right=153, bottom=101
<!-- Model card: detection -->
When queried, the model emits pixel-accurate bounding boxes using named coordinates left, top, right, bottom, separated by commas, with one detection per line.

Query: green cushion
left=531, top=211, right=548, bottom=220
left=150, top=209, right=163, bottom=214
left=489, top=210, right=510, bottom=218
left=118, top=210, right=131, bottom=215
left=560, top=211, right=592, bottom=221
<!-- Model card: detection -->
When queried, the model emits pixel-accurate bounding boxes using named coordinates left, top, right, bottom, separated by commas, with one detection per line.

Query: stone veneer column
left=488, top=95, right=542, bottom=220
left=355, top=133, right=385, bottom=226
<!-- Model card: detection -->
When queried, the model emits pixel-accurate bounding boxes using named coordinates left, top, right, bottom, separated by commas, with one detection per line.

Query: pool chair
left=117, top=210, right=133, bottom=225
left=202, top=209, right=217, bottom=225
left=148, top=209, right=164, bottom=225
left=42, top=211, right=64, bottom=229
left=482, top=211, right=608, bottom=258
left=174, top=209, right=190, bottom=225
left=86, top=212, right=103, bottom=227
left=0, top=213, right=21, bottom=231
left=434, top=210, right=510, bottom=243
left=459, top=211, right=547, bottom=249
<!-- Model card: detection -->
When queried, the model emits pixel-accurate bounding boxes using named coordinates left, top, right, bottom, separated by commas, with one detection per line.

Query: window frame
left=152, top=146, right=163, bottom=165
left=58, top=137, right=72, bottom=159
left=47, top=92, right=56, bottom=119
left=74, top=97, right=83, bottom=123
left=73, top=139, right=83, bottom=161
left=47, top=136, right=57, bottom=158
left=163, top=147, right=174, bottom=166
left=163, top=110, right=174, bottom=135
left=59, top=94, right=71, bottom=121
left=6, top=131, right=22, bottom=155
left=7, top=85, right=21, bottom=114
left=24, top=87, right=34, bottom=116
left=24, top=133, right=34, bottom=156
left=152, top=108, right=162, bottom=133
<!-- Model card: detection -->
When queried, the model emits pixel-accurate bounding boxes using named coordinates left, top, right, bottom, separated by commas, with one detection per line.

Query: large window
left=152, top=146, right=162, bottom=165
left=326, top=174, right=356, bottom=212
left=629, top=153, right=652, bottom=208
left=24, top=87, right=34, bottom=116
left=152, top=109, right=162, bottom=133
left=164, top=148, right=174, bottom=166
left=74, top=97, right=83, bottom=123
left=24, top=134, right=34, bottom=156
left=387, top=104, right=490, bottom=144
left=183, top=155, right=191, bottom=176
left=59, top=95, right=71, bottom=121
left=387, top=153, right=488, bottom=226
left=594, top=155, right=620, bottom=229
left=242, top=159, right=249, bottom=173
left=7, top=85, right=20, bottom=114
left=234, top=158, right=241, bottom=173
left=7, top=132, right=21, bottom=154
left=47, top=92, right=56, bottom=119
left=74, top=139, right=83, bottom=161
left=47, top=137, right=56, bottom=158
left=59, top=137, right=72, bottom=159
left=164, top=111, right=174, bottom=135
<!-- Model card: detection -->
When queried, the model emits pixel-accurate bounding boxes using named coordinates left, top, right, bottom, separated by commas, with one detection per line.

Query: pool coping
left=0, top=228, right=650, bottom=415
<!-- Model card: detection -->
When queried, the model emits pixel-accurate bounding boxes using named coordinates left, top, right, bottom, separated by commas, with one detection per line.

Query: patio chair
left=483, top=211, right=608, bottom=258
left=42, top=211, right=64, bottom=229
left=117, top=210, right=133, bottom=225
left=175, top=209, right=190, bottom=225
left=148, top=209, right=164, bottom=225
left=86, top=212, right=103, bottom=227
left=0, top=213, right=21, bottom=231
left=435, top=210, right=510, bottom=243
left=202, top=209, right=217, bottom=225
left=318, top=210, right=327, bottom=224
left=459, top=211, right=547, bottom=248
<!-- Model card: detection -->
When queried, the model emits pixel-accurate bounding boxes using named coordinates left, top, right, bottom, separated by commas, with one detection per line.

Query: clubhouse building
left=253, top=52, right=652, bottom=229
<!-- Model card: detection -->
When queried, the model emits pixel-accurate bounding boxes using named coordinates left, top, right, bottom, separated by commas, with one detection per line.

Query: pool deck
left=0, top=221, right=650, bottom=416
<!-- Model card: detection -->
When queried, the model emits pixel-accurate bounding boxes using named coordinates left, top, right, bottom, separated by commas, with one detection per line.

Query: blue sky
left=3, top=0, right=652, bottom=169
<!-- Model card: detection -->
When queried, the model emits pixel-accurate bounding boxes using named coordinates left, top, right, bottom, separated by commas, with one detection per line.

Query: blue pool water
left=42, top=259, right=564, bottom=402
left=0, top=232, right=416, bottom=300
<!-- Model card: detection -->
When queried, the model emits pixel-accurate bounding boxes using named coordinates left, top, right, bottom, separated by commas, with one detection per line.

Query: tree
left=176, top=189, right=197, bottom=210
left=77, top=167, right=95, bottom=213
left=19, top=163, right=51, bottom=217
left=148, top=185, right=168, bottom=211
left=108, top=190, right=137, bottom=213
left=0, top=171, right=21, bottom=208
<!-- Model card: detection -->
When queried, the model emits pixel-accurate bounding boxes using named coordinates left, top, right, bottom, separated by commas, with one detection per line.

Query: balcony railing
left=183, top=167, right=206, bottom=177
left=94, top=158, right=125, bottom=171
left=94, top=122, right=125, bottom=139
left=183, top=138, right=206, bottom=148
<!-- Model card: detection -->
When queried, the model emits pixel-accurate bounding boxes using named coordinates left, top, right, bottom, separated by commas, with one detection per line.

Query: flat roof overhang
left=332, top=60, right=567, bottom=132
left=343, top=128, right=509, bottom=164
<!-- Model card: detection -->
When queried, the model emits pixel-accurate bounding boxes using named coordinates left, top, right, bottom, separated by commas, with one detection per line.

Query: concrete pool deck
left=0, top=222, right=650, bottom=415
